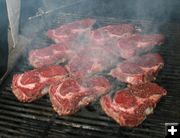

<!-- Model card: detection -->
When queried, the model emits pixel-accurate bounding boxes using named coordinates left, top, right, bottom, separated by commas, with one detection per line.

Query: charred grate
left=0, top=12, right=180, bottom=138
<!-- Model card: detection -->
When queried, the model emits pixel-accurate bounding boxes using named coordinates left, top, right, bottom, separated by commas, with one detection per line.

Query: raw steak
left=47, top=18, right=96, bottom=43
left=66, top=47, right=118, bottom=79
left=109, top=53, right=164, bottom=85
left=100, top=83, right=167, bottom=127
left=11, top=66, right=68, bottom=102
left=90, top=24, right=135, bottom=45
left=29, top=43, right=74, bottom=68
left=49, top=76, right=110, bottom=115
left=116, top=34, right=165, bottom=59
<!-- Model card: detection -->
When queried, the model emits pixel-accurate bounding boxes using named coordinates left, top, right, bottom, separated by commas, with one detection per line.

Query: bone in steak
left=66, top=47, right=118, bottom=79
left=47, top=18, right=96, bottom=43
left=29, top=43, right=74, bottom=68
left=109, top=53, right=164, bottom=85
left=49, top=76, right=110, bottom=115
left=11, top=65, right=68, bottom=102
left=100, top=83, right=167, bottom=127
left=115, top=34, right=165, bottom=59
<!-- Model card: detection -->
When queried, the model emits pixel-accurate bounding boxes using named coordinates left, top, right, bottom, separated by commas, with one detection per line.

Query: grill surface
left=0, top=12, right=180, bottom=138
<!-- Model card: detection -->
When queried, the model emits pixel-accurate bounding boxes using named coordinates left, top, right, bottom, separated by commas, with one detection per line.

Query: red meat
left=90, top=24, right=135, bottom=45
left=100, top=83, right=167, bottom=127
left=11, top=66, right=68, bottom=102
left=66, top=47, right=117, bottom=79
left=116, top=34, right=165, bottom=59
left=109, top=53, right=164, bottom=85
left=47, top=18, right=96, bottom=43
left=29, top=43, right=74, bottom=68
left=49, top=76, right=110, bottom=115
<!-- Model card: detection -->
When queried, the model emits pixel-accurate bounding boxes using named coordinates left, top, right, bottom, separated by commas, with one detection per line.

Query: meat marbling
left=49, top=76, right=111, bottom=115
left=110, top=53, right=164, bottom=85
left=11, top=65, right=68, bottom=102
left=116, top=34, right=165, bottom=59
left=47, top=18, right=96, bottom=43
left=28, top=43, right=75, bottom=68
left=100, top=83, right=167, bottom=127
left=90, top=24, right=135, bottom=43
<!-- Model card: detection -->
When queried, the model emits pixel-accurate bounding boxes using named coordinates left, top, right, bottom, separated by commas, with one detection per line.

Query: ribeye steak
left=12, top=65, right=68, bottom=102
left=29, top=43, right=75, bottom=68
left=110, top=53, right=164, bottom=85
left=49, top=76, right=110, bottom=115
left=116, top=34, right=165, bottom=59
left=47, top=18, right=96, bottom=43
left=100, top=83, right=167, bottom=127
left=90, top=24, right=135, bottom=44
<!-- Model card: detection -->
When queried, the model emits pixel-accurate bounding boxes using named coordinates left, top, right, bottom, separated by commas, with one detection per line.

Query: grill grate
left=0, top=12, right=180, bottom=138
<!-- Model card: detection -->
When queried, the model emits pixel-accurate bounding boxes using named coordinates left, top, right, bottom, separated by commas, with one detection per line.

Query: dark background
left=20, top=0, right=180, bottom=26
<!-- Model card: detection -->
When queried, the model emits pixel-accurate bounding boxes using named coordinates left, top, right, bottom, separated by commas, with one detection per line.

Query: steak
left=91, top=24, right=135, bottom=43
left=47, top=18, right=96, bottom=43
left=100, top=83, right=167, bottom=127
left=115, top=34, right=165, bottom=59
left=49, top=76, right=110, bottom=115
left=109, top=53, right=164, bottom=85
left=29, top=43, right=74, bottom=68
left=90, top=25, right=164, bottom=59
left=66, top=47, right=117, bottom=79
left=11, top=66, right=68, bottom=102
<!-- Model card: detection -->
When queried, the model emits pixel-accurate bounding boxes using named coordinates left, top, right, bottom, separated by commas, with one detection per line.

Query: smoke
left=20, top=0, right=176, bottom=38
left=14, top=0, right=177, bottom=104
left=19, top=0, right=173, bottom=77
